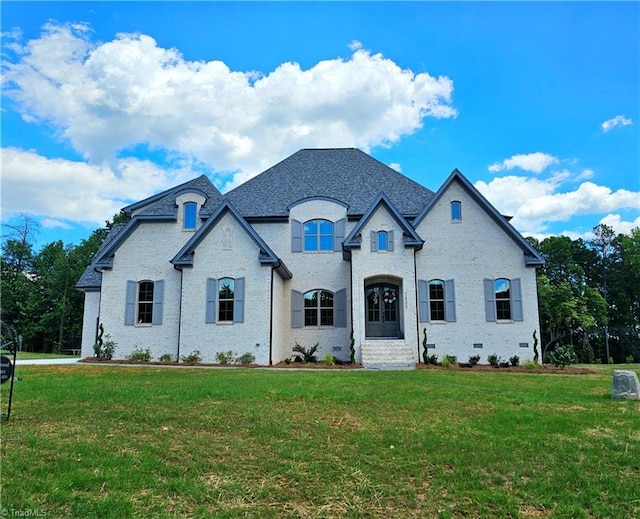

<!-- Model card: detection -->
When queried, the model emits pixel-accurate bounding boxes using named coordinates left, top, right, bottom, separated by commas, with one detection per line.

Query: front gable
left=413, top=170, right=544, bottom=267
left=344, top=192, right=423, bottom=253
left=171, top=199, right=292, bottom=279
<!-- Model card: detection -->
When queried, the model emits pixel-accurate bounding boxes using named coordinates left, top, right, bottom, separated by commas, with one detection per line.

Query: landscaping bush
left=127, top=348, right=151, bottom=362
left=215, top=350, right=235, bottom=364
left=523, top=359, right=539, bottom=370
left=468, top=355, right=481, bottom=366
left=159, top=353, right=173, bottom=363
left=487, top=354, right=500, bottom=367
left=425, top=354, right=438, bottom=365
left=509, top=355, right=520, bottom=367
left=181, top=350, right=202, bottom=364
left=324, top=354, right=335, bottom=366
left=236, top=352, right=256, bottom=365
left=292, top=342, right=319, bottom=363
left=547, top=346, right=577, bottom=368
left=441, top=354, right=457, bottom=368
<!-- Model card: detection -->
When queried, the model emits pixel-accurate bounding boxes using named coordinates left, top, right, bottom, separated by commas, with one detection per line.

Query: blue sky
left=2, top=2, right=638, bottom=249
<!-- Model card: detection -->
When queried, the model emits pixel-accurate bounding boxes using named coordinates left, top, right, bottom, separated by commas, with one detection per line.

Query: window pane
left=319, top=291, right=333, bottom=308
left=319, top=221, right=333, bottom=235
left=304, top=291, right=318, bottom=308
left=495, top=279, right=511, bottom=320
left=219, top=301, right=234, bottom=321
left=219, top=278, right=235, bottom=300
left=366, top=288, right=380, bottom=321
left=304, top=221, right=318, bottom=235
left=320, top=308, right=333, bottom=326
left=138, top=281, right=154, bottom=324
left=429, top=280, right=444, bottom=300
left=319, top=235, right=333, bottom=250
left=304, top=236, right=317, bottom=251
left=305, top=309, right=318, bottom=326
left=451, top=201, right=461, bottom=221
left=184, top=202, right=197, bottom=229
left=430, top=301, right=445, bottom=321
left=378, top=231, right=387, bottom=251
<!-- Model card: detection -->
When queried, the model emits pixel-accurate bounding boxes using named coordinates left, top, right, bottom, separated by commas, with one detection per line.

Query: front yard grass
left=1, top=364, right=639, bottom=518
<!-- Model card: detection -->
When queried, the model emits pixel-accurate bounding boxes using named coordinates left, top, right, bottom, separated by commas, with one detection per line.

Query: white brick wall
left=179, top=212, right=272, bottom=364
left=414, top=180, right=541, bottom=364
left=82, top=178, right=541, bottom=368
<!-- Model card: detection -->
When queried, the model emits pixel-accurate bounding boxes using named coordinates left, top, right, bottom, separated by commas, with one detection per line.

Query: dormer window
left=184, top=202, right=197, bottom=230
left=451, top=201, right=462, bottom=222
left=370, top=230, right=394, bottom=252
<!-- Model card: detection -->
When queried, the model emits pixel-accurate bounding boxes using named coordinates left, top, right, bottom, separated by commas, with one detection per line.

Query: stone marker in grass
left=612, top=370, right=640, bottom=400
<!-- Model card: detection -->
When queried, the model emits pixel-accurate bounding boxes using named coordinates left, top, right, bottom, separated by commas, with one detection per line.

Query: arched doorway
left=365, top=282, right=401, bottom=338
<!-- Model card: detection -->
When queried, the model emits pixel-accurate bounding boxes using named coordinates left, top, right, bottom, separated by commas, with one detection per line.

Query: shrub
left=523, top=359, right=539, bottom=370
left=292, top=342, right=319, bottom=363
left=127, top=348, right=151, bottom=362
left=468, top=355, right=481, bottom=366
left=93, top=324, right=117, bottom=360
left=441, top=355, right=457, bottom=368
left=324, top=354, right=335, bottom=366
left=422, top=328, right=429, bottom=364
left=215, top=350, right=235, bottom=365
left=509, top=355, right=520, bottom=367
left=426, top=354, right=438, bottom=365
left=487, top=354, right=501, bottom=367
left=626, top=355, right=634, bottom=364
left=181, top=350, right=202, bottom=364
left=546, top=346, right=576, bottom=368
left=159, top=353, right=173, bottom=362
left=283, top=357, right=291, bottom=365
left=349, top=328, right=356, bottom=364
left=236, top=352, right=256, bottom=365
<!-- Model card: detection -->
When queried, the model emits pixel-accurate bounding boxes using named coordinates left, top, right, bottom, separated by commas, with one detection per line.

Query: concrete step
left=361, top=340, right=416, bottom=370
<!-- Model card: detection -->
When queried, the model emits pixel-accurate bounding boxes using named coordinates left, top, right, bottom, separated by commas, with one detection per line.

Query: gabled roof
left=124, top=175, right=223, bottom=218
left=226, top=148, right=434, bottom=219
left=413, top=169, right=545, bottom=267
left=171, top=199, right=292, bottom=279
left=344, top=192, right=424, bottom=250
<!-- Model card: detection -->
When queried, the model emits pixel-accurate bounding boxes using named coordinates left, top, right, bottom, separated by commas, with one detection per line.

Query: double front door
left=365, top=283, right=400, bottom=338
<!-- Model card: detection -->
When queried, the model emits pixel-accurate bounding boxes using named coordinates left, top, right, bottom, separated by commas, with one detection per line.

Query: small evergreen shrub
left=236, top=352, right=256, bottom=365
left=426, top=354, right=438, bottom=365
left=546, top=346, right=576, bottom=368
left=93, top=324, right=117, bottom=360
left=283, top=358, right=292, bottom=365
left=215, top=350, right=235, bottom=365
left=509, top=355, right=520, bottom=367
left=159, top=353, right=173, bottom=362
left=468, top=355, right=481, bottom=366
left=487, top=354, right=501, bottom=367
left=324, top=354, right=335, bottom=366
left=127, top=348, right=151, bottom=362
left=626, top=355, right=634, bottom=364
left=181, top=350, right=202, bottom=364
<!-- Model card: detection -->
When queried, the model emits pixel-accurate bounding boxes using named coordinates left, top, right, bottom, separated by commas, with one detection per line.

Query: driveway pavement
left=14, top=357, right=80, bottom=366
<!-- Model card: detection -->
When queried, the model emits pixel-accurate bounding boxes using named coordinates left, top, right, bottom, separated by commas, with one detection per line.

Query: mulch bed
left=79, top=357, right=593, bottom=373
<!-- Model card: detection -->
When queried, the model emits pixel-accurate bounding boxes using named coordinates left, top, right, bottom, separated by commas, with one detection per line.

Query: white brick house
left=77, top=148, right=544, bottom=368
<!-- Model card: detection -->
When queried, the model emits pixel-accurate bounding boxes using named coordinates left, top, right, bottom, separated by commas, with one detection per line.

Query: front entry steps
left=361, top=340, right=416, bottom=370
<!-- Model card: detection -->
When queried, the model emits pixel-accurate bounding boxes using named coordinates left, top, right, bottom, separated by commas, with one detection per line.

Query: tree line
left=1, top=215, right=639, bottom=362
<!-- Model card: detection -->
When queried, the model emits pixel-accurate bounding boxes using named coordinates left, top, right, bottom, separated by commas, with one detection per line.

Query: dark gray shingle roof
left=75, top=223, right=127, bottom=290
left=226, top=149, right=434, bottom=218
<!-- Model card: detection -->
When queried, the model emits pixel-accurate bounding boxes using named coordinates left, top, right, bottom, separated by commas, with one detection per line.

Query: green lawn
left=12, top=351, right=79, bottom=360
left=1, top=364, right=639, bottom=518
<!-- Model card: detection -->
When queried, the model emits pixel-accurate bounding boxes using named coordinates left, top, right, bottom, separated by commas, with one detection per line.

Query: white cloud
left=488, top=152, right=559, bottom=174
left=389, top=162, right=402, bottom=172
left=0, top=148, right=197, bottom=226
left=601, top=115, right=632, bottom=133
left=475, top=175, right=640, bottom=235
left=3, top=22, right=457, bottom=187
left=597, top=214, right=640, bottom=235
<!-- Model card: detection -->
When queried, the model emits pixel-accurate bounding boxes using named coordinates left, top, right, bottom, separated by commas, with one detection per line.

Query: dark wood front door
left=365, top=283, right=400, bottom=338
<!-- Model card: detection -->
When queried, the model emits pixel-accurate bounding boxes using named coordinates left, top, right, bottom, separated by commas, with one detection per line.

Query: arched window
left=184, top=202, right=197, bottom=230
left=304, top=289, right=334, bottom=326
left=218, top=278, right=235, bottom=322
left=304, top=220, right=334, bottom=251
left=378, top=231, right=388, bottom=251
left=451, top=201, right=462, bottom=222
left=494, top=278, right=511, bottom=320
left=428, top=279, right=445, bottom=321
left=137, top=281, right=154, bottom=324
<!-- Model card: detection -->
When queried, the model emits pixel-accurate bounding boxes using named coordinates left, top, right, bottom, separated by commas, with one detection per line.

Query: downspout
left=175, top=265, right=184, bottom=362
left=414, top=248, right=421, bottom=364
left=269, top=265, right=275, bottom=366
